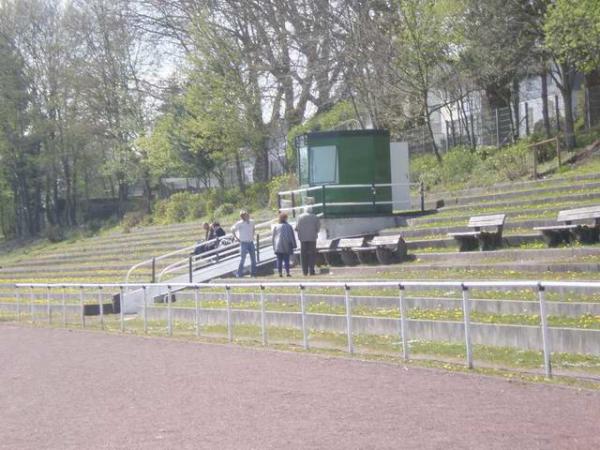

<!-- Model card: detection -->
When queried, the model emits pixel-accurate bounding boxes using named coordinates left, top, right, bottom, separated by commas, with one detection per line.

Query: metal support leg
left=195, top=286, right=201, bottom=337
left=46, top=287, right=52, bottom=324
left=142, top=286, right=148, bottom=334
left=167, top=286, right=173, bottom=336
left=260, top=285, right=267, bottom=346
left=300, top=285, right=308, bottom=350
left=80, top=287, right=85, bottom=328
left=30, top=287, right=35, bottom=323
left=398, top=284, right=409, bottom=361
left=344, top=285, right=353, bottom=354
left=461, top=284, right=473, bottom=369
left=537, top=284, right=552, bottom=378
left=16, top=288, right=20, bottom=322
left=225, top=286, right=232, bottom=342
left=98, top=287, right=104, bottom=330
left=119, top=286, right=125, bottom=333
left=62, top=287, right=67, bottom=327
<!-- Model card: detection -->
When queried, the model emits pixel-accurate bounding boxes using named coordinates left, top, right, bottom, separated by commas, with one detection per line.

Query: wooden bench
left=316, top=239, right=342, bottom=266
left=534, top=206, right=600, bottom=246
left=448, top=214, right=506, bottom=251
left=337, top=237, right=367, bottom=266
left=369, top=234, right=408, bottom=265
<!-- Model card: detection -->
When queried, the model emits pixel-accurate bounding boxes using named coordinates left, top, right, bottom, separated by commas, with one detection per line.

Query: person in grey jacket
left=272, top=212, right=297, bottom=277
left=295, top=206, right=320, bottom=276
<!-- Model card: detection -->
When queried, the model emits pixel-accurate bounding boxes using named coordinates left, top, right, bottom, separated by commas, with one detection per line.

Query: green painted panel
left=298, top=130, right=391, bottom=217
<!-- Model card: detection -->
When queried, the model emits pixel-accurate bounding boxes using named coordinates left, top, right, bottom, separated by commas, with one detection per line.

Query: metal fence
left=6, top=280, right=600, bottom=378
left=402, top=86, right=600, bottom=155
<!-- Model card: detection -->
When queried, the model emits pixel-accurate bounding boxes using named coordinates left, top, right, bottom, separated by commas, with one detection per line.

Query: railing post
left=537, top=283, right=552, bottom=378
left=225, top=286, right=233, bottom=342
left=321, top=185, right=327, bottom=216
left=291, top=191, right=296, bottom=218
left=188, top=256, right=193, bottom=283
left=46, top=286, right=52, bottom=324
left=142, top=286, right=148, bottom=334
left=195, top=286, right=200, bottom=337
left=532, top=146, right=538, bottom=179
left=15, top=287, right=20, bottom=322
left=419, top=181, right=425, bottom=212
left=61, top=286, right=67, bottom=327
left=371, top=183, right=377, bottom=212
left=80, top=287, right=85, bottom=328
left=277, top=192, right=282, bottom=212
left=260, top=285, right=267, bottom=346
left=119, top=286, right=125, bottom=333
left=151, top=257, right=156, bottom=284
left=30, top=286, right=35, bottom=323
left=256, top=233, right=260, bottom=262
left=398, top=284, right=409, bottom=362
left=98, top=287, right=104, bottom=330
left=556, top=137, right=561, bottom=168
left=344, top=284, right=353, bottom=354
left=166, top=285, right=173, bottom=336
left=461, top=284, right=473, bottom=369
left=525, top=102, right=530, bottom=136
left=300, top=285, right=308, bottom=350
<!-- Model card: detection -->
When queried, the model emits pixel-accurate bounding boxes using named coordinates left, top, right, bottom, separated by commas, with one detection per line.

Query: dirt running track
left=1, top=325, right=599, bottom=449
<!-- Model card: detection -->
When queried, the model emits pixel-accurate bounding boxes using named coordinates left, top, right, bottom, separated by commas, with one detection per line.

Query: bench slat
left=371, top=235, right=402, bottom=246
left=338, top=237, right=366, bottom=248
left=467, top=214, right=506, bottom=228
left=557, top=206, right=600, bottom=222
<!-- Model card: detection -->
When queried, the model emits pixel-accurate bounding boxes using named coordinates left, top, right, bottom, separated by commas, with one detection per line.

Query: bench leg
left=572, top=226, right=599, bottom=244
left=340, top=249, right=359, bottom=266
left=375, top=248, right=395, bottom=265
left=325, top=252, right=343, bottom=267
left=357, top=251, right=377, bottom=265
left=456, top=237, right=478, bottom=252
left=479, top=232, right=502, bottom=251
left=541, top=230, right=563, bottom=247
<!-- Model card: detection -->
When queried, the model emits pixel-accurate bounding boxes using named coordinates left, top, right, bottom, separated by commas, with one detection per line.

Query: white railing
left=9, top=279, right=600, bottom=378
left=277, top=182, right=426, bottom=216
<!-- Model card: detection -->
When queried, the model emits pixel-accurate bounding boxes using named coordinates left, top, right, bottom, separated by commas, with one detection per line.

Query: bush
left=46, top=224, right=65, bottom=243
left=121, top=211, right=146, bottom=233
left=153, top=192, right=206, bottom=224
left=213, top=203, right=235, bottom=218
left=268, top=173, right=298, bottom=208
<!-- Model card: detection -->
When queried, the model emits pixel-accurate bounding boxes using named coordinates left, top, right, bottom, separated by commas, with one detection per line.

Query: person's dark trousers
left=276, top=253, right=290, bottom=276
left=300, top=241, right=317, bottom=275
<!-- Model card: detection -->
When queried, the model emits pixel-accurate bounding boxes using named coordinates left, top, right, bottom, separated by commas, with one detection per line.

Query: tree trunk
left=541, top=70, right=552, bottom=138
left=235, top=152, right=245, bottom=192
left=561, top=84, right=576, bottom=149
left=512, top=78, right=520, bottom=140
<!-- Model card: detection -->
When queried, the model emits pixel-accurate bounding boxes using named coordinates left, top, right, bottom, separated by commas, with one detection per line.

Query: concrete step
left=405, top=233, right=541, bottom=250
left=411, top=247, right=600, bottom=264
left=407, top=200, right=600, bottom=228
left=428, top=171, right=600, bottom=202
left=435, top=189, right=600, bottom=215
left=395, top=219, right=550, bottom=239
left=434, top=181, right=600, bottom=209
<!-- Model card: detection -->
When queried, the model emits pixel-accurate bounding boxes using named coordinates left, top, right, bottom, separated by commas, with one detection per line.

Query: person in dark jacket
left=212, top=222, right=226, bottom=238
left=272, top=213, right=297, bottom=277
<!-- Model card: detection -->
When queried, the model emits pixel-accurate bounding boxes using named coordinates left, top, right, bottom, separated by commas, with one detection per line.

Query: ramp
left=123, top=234, right=278, bottom=313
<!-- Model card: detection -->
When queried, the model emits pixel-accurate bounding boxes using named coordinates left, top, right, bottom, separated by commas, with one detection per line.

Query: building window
left=298, top=146, right=309, bottom=185
left=310, top=145, right=338, bottom=185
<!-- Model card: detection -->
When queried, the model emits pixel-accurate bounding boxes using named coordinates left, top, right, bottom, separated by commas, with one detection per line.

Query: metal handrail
left=124, top=219, right=276, bottom=285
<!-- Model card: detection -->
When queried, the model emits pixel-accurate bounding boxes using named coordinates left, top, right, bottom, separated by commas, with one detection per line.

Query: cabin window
left=310, top=145, right=338, bottom=185
left=298, top=146, right=309, bottom=185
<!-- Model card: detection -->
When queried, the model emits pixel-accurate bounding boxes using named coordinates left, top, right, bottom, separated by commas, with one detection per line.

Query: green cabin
left=295, top=129, right=392, bottom=217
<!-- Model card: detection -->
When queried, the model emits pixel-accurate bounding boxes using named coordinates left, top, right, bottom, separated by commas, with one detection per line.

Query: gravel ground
left=1, top=324, right=599, bottom=449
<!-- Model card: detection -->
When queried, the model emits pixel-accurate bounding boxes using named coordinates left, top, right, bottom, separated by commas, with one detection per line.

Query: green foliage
left=287, top=101, right=358, bottom=169
left=213, top=203, right=235, bottom=218
left=544, top=0, right=600, bottom=74
left=153, top=193, right=206, bottom=224
left=412, top=142, right=531, bottom=190
left=268, top=174, right=298, bottom=209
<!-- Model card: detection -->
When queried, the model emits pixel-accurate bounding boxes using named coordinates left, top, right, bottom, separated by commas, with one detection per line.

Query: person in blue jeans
left=272, top=212, right=297, bottom=277
left=231, top=210, right=257, bottom=277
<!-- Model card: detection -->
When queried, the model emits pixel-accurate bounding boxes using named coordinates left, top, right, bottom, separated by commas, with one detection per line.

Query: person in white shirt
left=231, top=210, right=257, bottom=277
